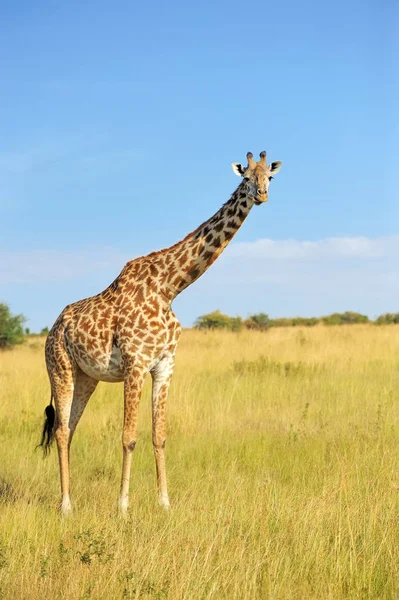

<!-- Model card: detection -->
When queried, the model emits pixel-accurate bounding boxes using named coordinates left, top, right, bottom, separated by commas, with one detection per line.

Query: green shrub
left=244, top=313, right=270, bottom=331
left=375, top=313, right=399, bottom=325
left=270, top=317, right=319, bottom=327
left=195, top=310, right=235, bottom=330
left=0, top=303, right=26, bottom=349
left=321, top=312, right=369, bottom=325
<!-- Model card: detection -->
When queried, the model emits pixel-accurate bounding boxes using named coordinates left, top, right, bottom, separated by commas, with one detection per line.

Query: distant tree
left=322, top=313, right=342, bottom=325
left=322, top=312, right=369, bottom=325
left=230, top=316, right=244, bottom=332
left=268, top=317, right=293, bottom=327
left=40, top=326, right=49, bottom=335
left=194, top=309, right=377, bottom=330
left=195, top=310, right=237, bottom=330
left=0, top=303, right=26, bottom=349
left=375, top=313, right=399, bottom=325
left=291, top=317, right=320, bottom=327
left=244, top=313, right=270, bottom=331
left=25, top=327, right=30, bottom=335
left=342, top=311, right=369, bottom=324
left=268, top=317, right=320, bottom=327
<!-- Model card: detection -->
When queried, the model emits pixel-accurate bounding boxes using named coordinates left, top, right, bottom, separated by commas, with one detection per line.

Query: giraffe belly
left=76, top=345, right=124, bottom=383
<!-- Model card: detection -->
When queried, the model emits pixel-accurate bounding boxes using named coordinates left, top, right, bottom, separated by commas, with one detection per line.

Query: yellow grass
left=0, top=325, right=399, bottom=599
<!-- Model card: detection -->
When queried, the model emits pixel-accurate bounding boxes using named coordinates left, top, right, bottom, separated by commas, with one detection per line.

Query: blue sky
left=1, top=0, right=398, bottom=331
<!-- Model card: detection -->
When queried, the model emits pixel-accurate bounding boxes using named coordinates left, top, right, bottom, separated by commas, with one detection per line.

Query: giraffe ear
left=269, top=161, right=282, bottom=175
left=231, top=163, right=246, bottom=177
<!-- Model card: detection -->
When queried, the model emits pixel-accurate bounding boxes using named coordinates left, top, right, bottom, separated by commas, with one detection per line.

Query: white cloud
left=228, top=235, right=399, bottom=261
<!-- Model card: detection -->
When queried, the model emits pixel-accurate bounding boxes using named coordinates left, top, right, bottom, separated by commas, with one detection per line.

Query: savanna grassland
left=0, top=326, right=399, bottom=599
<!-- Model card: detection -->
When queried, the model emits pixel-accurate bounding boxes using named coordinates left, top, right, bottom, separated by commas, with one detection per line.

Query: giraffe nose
left=257, top=189, right=266, bottom=196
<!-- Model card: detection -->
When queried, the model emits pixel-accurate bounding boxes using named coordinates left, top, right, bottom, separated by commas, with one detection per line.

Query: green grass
left=0, top=326, right=399, bottom=599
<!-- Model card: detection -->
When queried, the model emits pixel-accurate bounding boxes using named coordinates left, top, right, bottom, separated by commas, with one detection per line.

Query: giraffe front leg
left=118, top=364, right=146, bottom=516
left=151, top=355, right=175, bottom=510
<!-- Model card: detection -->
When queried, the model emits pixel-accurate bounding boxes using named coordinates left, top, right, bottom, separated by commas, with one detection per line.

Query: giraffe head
left=232, top=151, right=282, bottom=204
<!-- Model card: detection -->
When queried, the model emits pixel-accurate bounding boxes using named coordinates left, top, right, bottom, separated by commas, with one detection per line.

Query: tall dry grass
left=0, top=325, right=399, bottom=599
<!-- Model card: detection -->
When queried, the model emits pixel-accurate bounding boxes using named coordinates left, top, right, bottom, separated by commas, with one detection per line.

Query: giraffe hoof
left=118, top=497, right=129, bottom=516
left=61, top=498, right=73, bottom=517
left=159, top=496, right=171, bottom=511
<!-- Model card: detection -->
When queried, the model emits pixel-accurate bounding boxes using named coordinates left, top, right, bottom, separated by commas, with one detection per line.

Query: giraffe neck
left=157, top=181, right=255, bottom=301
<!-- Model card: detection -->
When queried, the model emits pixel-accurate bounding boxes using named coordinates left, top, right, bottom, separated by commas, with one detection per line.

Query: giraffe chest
left=72, top=332, right=170, bottom=383
left=66, top=299, right=178, bottom=382
left=75, top=344, right=125, bottom=382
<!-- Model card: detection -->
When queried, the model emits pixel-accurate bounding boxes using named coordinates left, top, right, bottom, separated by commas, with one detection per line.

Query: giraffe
left=40, top=151, right=282, bottom=515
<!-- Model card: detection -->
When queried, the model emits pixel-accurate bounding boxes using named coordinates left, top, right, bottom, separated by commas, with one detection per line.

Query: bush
left=195, top=311, right=244, bottom=332
left=268, top=317, right=294, bottom=327
left=244, top=313, right=270, bottom=331
left=229, top=317, right=244, bottom=332
left=0, top=303, right=26, bottom=349
left=291, top=317, right=320, bottom=327
left=375, top=313, right=399, bottom=325
left=321, top=312, right=369, bottom=325
left=269, top=317, right=319, bottom=327
left=194, top=310, right=380, bottom=330
left=195, top=310, right=234, bottom=330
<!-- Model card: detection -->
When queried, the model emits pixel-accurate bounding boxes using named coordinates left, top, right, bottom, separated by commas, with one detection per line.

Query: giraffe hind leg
left=52, top=375, right=75, bottom=516
left=45, top=324, right=98, bottom=516
left=44, top=326, right=74, bottom=514
left=68, top=369, right=98, bottom=441
left=54, top=368, right=98, bottom=516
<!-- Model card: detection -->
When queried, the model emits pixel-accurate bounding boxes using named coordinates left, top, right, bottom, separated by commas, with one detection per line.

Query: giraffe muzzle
left=255, top=194, right=268, bottom=205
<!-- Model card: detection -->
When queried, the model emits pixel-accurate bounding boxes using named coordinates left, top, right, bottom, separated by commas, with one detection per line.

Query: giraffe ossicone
left=40, top=150, right=282, bottom=514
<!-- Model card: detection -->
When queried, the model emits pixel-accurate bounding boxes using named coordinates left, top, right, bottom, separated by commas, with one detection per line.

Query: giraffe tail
left=37, top=396, right=56, bottom=456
